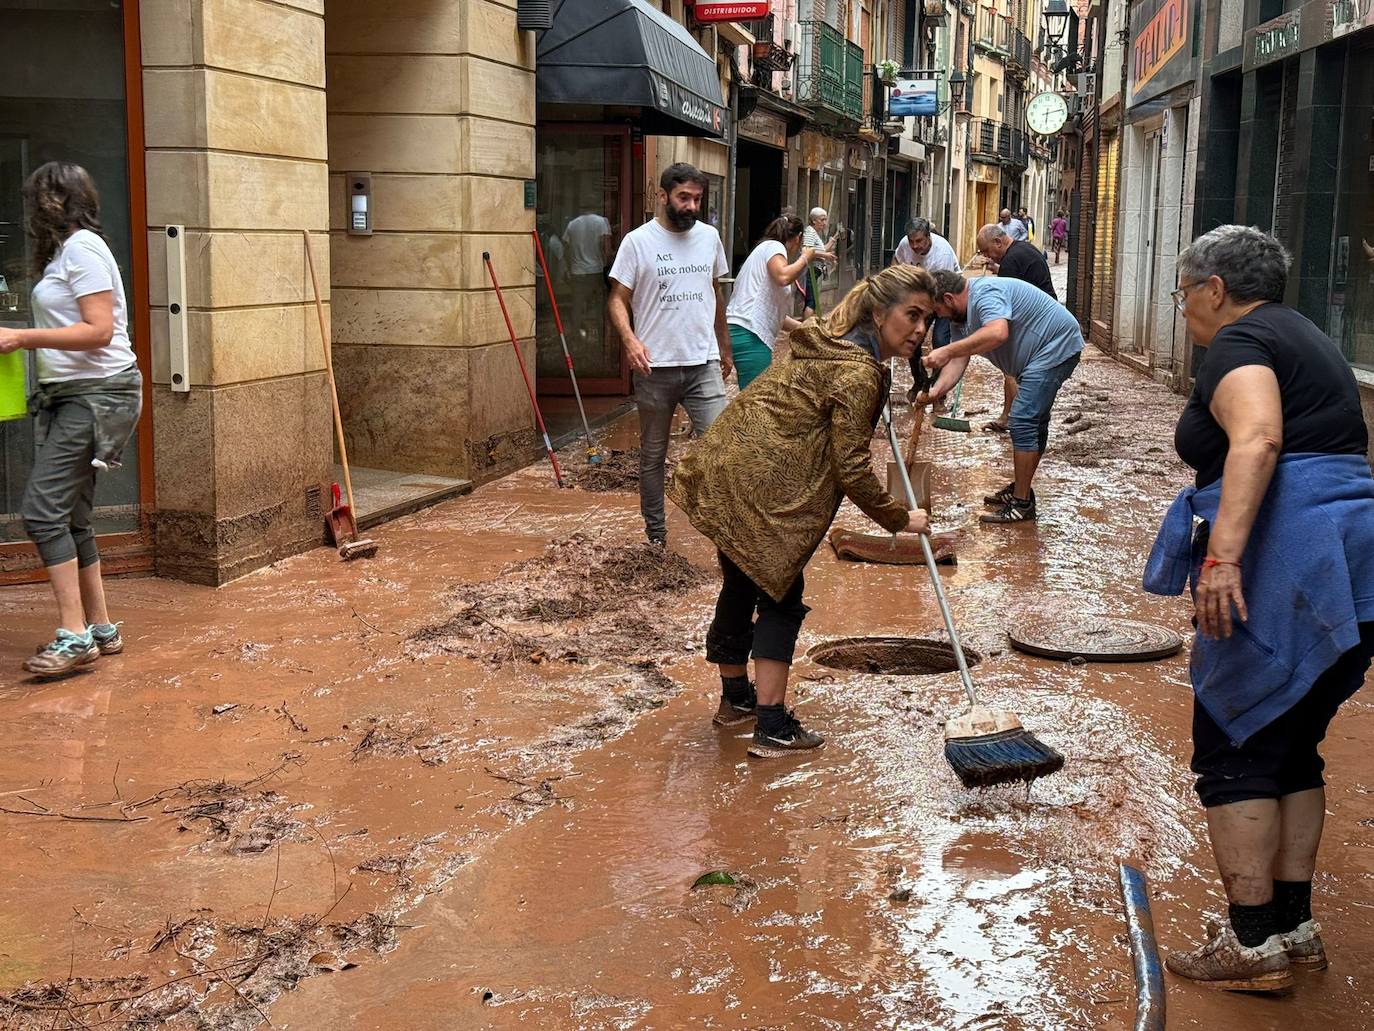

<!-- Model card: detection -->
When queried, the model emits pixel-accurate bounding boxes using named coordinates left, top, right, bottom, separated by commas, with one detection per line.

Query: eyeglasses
left=1171, top=280, right=1206, bottom=312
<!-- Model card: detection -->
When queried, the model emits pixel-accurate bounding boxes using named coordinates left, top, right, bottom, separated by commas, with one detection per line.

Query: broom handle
left=882, top=406, right=980, bottom=707
left=303, top=231, right=357, bottom=515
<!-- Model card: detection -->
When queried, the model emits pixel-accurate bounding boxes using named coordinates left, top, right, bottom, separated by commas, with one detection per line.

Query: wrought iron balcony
left=969, top=117, right=1028, bottom=168
left=974, top=8, right=1008, bottom=56
left=1007, top=28, right=1032, bottom=76
left=796, top=19, right=864, bottom=124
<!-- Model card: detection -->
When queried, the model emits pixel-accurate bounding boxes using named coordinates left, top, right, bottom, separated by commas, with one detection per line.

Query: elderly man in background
left=893, top=218, right=962, bottom=367
left=999, top=208, right=1028, bottom=242
left=975, top=222, right=1056, bottom=432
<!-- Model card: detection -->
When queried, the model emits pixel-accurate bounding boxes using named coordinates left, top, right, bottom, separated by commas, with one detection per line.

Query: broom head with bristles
left=932, top=415, right=972, bottom=432
left=943, top=705, right=1064, bottom=789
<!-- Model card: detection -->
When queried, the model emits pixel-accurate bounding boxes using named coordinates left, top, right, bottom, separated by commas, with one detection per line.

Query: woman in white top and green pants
left=726, top=216, right=813, bottom=390
left=0, top=162, right=142, bottom=677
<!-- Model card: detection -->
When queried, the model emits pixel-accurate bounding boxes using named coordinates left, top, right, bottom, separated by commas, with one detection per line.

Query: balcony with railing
left=969, top=117, right=1028, bottom=168
left=973, top=7, right=1008, bottom=56
left=796, top=20, right=864, bottom=125
left=1006, top=27, right=1032, bottom=76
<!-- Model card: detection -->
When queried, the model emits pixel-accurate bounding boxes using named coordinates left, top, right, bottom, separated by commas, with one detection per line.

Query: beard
left=666, top=204, right=697, bottom=231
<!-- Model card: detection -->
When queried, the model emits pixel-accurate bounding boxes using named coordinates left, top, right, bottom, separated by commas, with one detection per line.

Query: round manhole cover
left=807, top=636, right=980, bottom=676
left=1008, top=617, right=1183, bottom=663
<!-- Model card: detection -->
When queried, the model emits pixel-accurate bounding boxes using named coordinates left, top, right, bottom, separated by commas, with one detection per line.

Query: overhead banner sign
left=888, top=78, right=938, bottom=117
left=693, top=1, right=771, bottom=21
left=1127, top=0, right=1198, bottom=108
left=652, top=73, right=728, bottom=136
left=1245, top=0, right=1374, bottom=70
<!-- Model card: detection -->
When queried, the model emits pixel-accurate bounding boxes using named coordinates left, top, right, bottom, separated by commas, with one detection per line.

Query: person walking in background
left=801, top=207, right=839, bottom=318
left=725, top=215, right=813, bottom=390
left=923, top=270, right=1083, bottom=523
left=0, top=162, right=142, bottom=677
left=1051, top=211, right=1069, bottom=265
left=1016, top=206, right=1036, bottom=242
left=1145, top=226, right=1374, bottom=992
left=608, top=163, right=730, bottom=546
left=999, top=208, right=1028, bottom=242
left=975, top=222, right=1057, bottom=432
left=669, top=266, right=936, bottom=755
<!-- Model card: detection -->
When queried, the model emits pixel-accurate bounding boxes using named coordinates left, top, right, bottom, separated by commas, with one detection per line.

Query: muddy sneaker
left=747, top=711, right=824, bottom=758
left=89, top=621, right=124, bottom=656
left=980, top=495, right=1036, bottom=523
left=23, top=629, right=100, bottom=678
left=1282, top=920, right=1327, bottom=970
left=1165, top=922, right=1294, bottom=992
left=713, top=693, right=757, bottom=727
left=983, top=482, right=1016, bottom=506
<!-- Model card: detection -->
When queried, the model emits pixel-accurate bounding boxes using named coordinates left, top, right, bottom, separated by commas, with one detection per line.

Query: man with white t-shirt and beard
left=609, top=163, right=731, bottom=545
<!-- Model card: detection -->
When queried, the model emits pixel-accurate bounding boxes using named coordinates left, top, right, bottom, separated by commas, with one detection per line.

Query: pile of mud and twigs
left=568, top=445, right=681, bottom=493
left=406, top=532, right=711, bottom=665
left=0, top=909, right=404, bottom=1031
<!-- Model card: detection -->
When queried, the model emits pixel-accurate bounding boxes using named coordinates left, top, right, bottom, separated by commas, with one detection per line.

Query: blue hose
left=1118, top=863, right=1166, bottom=1031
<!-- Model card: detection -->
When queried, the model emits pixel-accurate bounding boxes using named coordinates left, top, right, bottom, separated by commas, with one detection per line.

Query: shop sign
left=739, top=108, right=787, bottom=148
left=967, top=162, right=1000, bottom=184
left=847, top=145, right=871, bottom=173
left=802, top=130, right=843, bottom=169
left=1326, top=0, right=1374, bottom=39
left=652, top=73, right=729, bottom=136
left=693, top=1, right=770, bottom=21
left=888, top=78, right=938, bottom=118
left=1244, top=10, right=1302, bottom=68
left=1127, top=0, right=1198, bottom=108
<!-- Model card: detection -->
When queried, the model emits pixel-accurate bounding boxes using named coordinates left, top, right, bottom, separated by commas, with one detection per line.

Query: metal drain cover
left=1008, top=617, right=1183, bottom=663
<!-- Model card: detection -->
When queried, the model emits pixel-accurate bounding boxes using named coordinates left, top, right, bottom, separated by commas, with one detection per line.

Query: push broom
left=880, top=405, right=1063, bottom=789
left=483, top=252, right=565, bottom=488
left=530, top=231, right=604, bottom=465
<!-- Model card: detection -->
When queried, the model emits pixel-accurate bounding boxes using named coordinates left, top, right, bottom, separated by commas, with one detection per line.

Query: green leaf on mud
left=692, top=870, right=736, bottom=888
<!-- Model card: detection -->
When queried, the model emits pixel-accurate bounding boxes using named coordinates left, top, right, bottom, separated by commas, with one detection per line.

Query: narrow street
left=3, top=263, right=1373, bottom=1028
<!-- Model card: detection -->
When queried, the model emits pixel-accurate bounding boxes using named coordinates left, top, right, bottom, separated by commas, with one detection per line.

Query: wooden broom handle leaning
left=302, top=231, right=356, bottom=515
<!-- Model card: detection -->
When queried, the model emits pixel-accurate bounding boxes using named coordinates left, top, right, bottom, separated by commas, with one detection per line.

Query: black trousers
left=705, top=552, right=809, bottom=666
left=1192, top=622, right=1374, bottom=807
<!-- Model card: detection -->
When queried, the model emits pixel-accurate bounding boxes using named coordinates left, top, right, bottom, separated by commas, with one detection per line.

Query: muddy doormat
left=406, top=533, right=711, bottom=665
left=827, top=528, right=958, bottom=566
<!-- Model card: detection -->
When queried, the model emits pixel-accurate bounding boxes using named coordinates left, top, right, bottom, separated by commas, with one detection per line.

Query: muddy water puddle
left=4, top=351, right=1374, bottom=1029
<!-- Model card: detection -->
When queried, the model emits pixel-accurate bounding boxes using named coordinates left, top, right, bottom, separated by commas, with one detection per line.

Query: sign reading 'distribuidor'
left=692, top=1, right=771, bottom=21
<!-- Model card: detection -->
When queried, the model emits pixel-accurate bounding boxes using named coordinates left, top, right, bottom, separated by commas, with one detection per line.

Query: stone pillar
left=141, top=0, right=333, bottom=584
left=323, top=0, right=537, bottom=483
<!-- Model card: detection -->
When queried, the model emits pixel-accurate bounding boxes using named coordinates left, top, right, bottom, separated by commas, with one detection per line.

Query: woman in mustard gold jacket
left=669, top=264, right=936, bottom=758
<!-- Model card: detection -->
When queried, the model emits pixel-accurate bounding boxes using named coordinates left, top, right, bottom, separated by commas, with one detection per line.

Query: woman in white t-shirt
left=0, top=162, right=143, bottom=677
left=726, top=216, right=813, bottom=390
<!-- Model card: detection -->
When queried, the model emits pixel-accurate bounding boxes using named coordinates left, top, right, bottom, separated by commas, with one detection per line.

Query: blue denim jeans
left=1008, top=352, right=1081, bottom=453
left=634, top=361, right=727, bottom=539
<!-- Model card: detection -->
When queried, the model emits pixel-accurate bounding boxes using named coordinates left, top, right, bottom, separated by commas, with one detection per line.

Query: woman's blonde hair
left=825, top=264, right=936, bottom=339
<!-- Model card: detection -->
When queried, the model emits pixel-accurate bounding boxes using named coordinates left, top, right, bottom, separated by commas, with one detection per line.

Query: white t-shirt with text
left=726, top=240, right=792, bottom=348
left=31, top=229, right=136, bottom=383
left=608, top=219, right=728, bottom=367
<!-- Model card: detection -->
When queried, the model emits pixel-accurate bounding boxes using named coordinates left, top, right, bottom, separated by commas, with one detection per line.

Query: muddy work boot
left=1165, top=922, right=1294, bottom=992
left=89, top=621, right=124, bottom=656
left=747, top=708, right=824, bottom=758
left=980, top=493, right=1036, bottom=523
left=1282, top=920, right=1327, bottom=970
left=23, top=629, right=100, bottom=678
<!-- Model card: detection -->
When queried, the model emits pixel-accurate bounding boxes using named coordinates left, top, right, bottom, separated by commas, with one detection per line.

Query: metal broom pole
left=530, top=231, right=600, bottom=464
left=483, top=251, right=564, bottom=488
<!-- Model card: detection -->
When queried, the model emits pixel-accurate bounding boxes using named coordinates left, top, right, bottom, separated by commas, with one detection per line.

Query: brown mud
left=1, top=349, right=1372, bottom=1029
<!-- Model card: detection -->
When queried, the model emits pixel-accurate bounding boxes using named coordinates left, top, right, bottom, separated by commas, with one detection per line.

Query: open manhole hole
left=807, top=636, right=980, bottom=676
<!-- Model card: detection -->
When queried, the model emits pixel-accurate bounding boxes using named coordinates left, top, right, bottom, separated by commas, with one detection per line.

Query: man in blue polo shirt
left=922, top=270, right=1084, bottom=524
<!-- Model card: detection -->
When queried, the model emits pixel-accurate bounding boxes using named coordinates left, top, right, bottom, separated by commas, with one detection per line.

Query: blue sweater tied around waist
left=1144, top=453, right=1374, bottom=746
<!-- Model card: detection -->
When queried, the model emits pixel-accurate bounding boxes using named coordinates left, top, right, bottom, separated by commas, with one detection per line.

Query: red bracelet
left=1201, top=558, right=1240, bottom=571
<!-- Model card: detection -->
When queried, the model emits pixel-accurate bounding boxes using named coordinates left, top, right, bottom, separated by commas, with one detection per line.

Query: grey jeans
left=634, top=361, right=727, bottom=538
left=22, top=397, right=102, bottom=568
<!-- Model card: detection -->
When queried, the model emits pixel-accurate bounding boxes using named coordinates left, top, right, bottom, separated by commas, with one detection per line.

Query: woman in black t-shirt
left=1159, top=226, right=1374, bottom=991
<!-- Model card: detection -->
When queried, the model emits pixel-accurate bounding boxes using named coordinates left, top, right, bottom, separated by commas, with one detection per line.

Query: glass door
left=1, top=2, right=145, bottom=548
left=535, top=126, right=631, bottom=395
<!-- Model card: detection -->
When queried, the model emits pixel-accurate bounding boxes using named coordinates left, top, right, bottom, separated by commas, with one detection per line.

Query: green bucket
left=0, top=350, right=28, bottom=422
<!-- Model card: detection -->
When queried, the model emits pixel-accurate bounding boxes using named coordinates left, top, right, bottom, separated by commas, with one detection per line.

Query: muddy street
left=2, top=348, right=1373, bottom=1031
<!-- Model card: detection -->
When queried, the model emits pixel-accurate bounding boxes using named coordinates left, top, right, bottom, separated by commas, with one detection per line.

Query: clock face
left=1026, top=91, right=1069, bottom=136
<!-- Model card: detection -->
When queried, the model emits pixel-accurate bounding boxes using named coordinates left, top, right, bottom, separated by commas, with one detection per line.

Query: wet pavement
left=3, top=301, right=1374, bottom=1028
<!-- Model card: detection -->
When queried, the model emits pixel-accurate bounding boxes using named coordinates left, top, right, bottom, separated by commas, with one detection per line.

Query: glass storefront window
left=1330, top=39, right=1374, bottom=371
left=1, top=2, right=140, bottom=542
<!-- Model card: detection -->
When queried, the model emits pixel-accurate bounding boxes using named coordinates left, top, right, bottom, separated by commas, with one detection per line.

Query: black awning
left=537, top=0, right=729, bottom=139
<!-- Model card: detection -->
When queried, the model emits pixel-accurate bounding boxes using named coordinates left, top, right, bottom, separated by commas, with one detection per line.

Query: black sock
left=721, top=674, right=753, bottom=705
left=1228, top=901, right=1279, bottom=947
left=756, top=703, right=787, bottom=735
left=1273, top=880, right=1313, bottom=933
